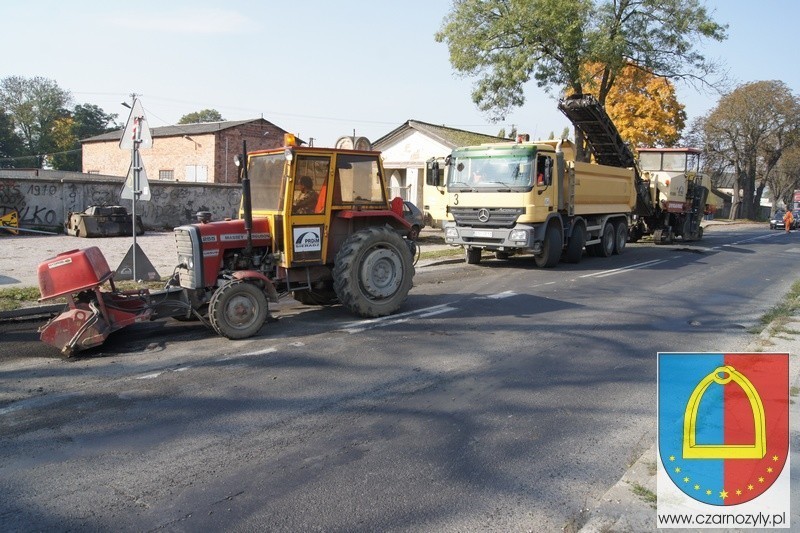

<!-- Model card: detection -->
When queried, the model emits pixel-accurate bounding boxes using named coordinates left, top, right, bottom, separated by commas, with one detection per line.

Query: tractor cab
left=243, top=134, right=408, bottom=270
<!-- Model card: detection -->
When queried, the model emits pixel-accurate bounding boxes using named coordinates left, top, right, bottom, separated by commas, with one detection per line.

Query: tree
left=695, top=81, right=800, bottom=220
left=0, top=76, right=72, bottom=167
left=767, top=144, right=800, bottom=210
left=0, top=108, right=25, bottom=168
left=49, top=104, right=119, bottom=171
left=581, top=62, right=686, bottom=148
left=178, top=109, right=225, bottom=124
left=435, top=0, right=726, bottom=158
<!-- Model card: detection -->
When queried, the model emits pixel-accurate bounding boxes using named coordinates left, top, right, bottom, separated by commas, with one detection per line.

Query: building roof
left=372, top=119, right=509, bottom=150
left=81, top=118, right=283, bottom=143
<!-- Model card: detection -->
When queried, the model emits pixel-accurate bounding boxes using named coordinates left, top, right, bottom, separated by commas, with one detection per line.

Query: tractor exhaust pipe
left=237, top=140, right=254, bottom=257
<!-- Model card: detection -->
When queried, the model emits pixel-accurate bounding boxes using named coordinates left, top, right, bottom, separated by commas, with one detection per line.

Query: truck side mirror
left=426, top=160, right=444, bottom=187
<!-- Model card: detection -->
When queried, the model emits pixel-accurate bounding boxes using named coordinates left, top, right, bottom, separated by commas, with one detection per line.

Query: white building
left=373, top=120, right=508, bottom=226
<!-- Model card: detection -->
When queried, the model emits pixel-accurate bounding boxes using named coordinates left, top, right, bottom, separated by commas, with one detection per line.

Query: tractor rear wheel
left=333, top=227, right=414, bottom=318
left=209, top=280, right=268, bottom=339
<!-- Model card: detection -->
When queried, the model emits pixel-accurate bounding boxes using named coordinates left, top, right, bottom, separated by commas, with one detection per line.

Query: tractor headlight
left=510, top=229, right=528, bottom=242
left=179, top=255, right=193, bottom=269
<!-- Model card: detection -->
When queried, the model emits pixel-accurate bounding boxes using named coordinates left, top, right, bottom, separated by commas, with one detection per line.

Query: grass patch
left=790, top=386, right=799, bottom=398
left=418, top=246, right=464, bottom=261
left=754, top=279, right=800, bottom=335
left=0, top=286, right=43, bottom=311
left=629, top=482, right=657, bottom=507
left=0, top=280, right=165, bottom=311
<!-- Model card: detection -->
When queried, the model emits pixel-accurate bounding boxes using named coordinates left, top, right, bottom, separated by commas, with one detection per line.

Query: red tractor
left=38, top=136, right=416, bottom=355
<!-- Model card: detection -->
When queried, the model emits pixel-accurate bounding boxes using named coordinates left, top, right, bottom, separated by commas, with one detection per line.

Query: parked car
left=769, top=210, right=800, bottom=230
left=402, top=201, right=425, bottom=240
left=770, top=211, right=785, bottom=230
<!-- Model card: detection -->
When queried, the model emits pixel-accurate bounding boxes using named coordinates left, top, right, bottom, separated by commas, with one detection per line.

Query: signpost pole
left=131, top=128, right=139, bottom=280
left=118, top=97, right=155, bottom=281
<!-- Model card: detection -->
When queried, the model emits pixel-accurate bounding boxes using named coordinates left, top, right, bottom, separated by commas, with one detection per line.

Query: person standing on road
left=784, top=210, right=794, bottom=233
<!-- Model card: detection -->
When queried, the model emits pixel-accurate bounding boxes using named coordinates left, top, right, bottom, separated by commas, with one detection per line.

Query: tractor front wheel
left=209, top=280, right=268, bottom=339
left=333, top=227, right=414, bottom=318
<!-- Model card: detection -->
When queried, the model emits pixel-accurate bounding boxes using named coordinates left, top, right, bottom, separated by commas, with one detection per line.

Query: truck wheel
left=598, top=222, right=615, bottom=257
left=333, top=227, right=414, bottom=318
left=563, top=224, right=585, bottom=263
left=534, top=224, right=561, bottom=268
left=465, top=247, right=482, bottom=264
left=209, top=280, right=268, bottom=339
left=293, top=289, right=338, bottom=306
left=613, top=221, right=627, bottom=254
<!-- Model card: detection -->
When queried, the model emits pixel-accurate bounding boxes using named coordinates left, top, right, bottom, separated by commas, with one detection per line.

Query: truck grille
left=449, top=207, right=523, bottom=228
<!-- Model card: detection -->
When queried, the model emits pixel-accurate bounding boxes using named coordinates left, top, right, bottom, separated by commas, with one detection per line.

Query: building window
left=159, top=169, right=175, bottom=180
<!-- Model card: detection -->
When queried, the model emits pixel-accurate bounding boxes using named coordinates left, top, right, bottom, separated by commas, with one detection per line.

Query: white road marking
left=339, top=304, right=455, bottom=334
left=579, top=259, right=667, bottom=279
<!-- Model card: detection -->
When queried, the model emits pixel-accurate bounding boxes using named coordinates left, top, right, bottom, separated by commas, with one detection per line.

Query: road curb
left=0, top=303, right=63, bottom=322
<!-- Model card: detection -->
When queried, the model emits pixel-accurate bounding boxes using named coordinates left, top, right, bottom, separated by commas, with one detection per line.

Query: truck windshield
left=248, top=153, right=286, bottom=212
left=448, top=154, right=533, bottom=192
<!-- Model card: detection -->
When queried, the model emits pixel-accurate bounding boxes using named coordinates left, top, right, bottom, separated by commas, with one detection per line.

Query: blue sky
left=1, top=1, right=797, bottom=148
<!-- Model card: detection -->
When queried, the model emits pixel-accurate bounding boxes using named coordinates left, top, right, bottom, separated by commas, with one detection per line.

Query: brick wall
left=82, top=120, right=287, bottom=184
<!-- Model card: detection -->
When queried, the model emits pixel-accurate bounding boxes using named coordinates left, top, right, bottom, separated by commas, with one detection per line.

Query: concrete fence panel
left=0, top=170, right=242, bottom=232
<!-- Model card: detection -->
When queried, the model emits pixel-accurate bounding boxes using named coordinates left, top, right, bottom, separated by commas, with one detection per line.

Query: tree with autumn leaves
left=579, top=62, right=686, bottom=149
left=436, top=0, right=727, bottom=159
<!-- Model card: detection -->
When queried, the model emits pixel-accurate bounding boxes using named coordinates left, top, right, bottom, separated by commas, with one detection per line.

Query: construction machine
left=37, top=135, right=415, bottom=355
left=558, top=94, right=715, bottom=244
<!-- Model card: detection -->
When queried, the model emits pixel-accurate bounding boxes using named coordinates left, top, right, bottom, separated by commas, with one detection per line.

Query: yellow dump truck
left=429, top=138, right=636, bottom=267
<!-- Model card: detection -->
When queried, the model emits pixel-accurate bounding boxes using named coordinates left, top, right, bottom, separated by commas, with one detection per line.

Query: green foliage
left=0, top=76, right=72, bottom=168
left=50, top=104, right=119, bottom=171
left=178, top=109, right=225, bottom=124
left=435, top=0, right=727, bottom=121
left=0, top=108, right=25, bottom=168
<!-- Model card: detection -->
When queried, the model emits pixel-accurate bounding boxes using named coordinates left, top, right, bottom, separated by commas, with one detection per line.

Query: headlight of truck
left=445, top=227, right=458, bottom=241
left=510, top=229, right=528, bottom=242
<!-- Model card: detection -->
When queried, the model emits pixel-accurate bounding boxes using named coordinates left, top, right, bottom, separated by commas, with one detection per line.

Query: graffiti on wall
left=1, top=174, right=242, bottom=230
left=0, top=180, right=60, bottom=226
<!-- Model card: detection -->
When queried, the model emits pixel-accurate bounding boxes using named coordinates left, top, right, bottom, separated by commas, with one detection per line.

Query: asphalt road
left=0, top=224, right=797, bottom=531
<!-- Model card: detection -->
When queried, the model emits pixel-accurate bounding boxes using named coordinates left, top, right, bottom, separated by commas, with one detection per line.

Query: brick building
left=81, top=118, right=292, bottom=184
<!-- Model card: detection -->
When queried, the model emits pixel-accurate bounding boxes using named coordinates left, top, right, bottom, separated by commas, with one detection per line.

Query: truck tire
left=535, top=224, right=561, bottom=268
left=209, top=280, right=269, bottom=339
left=598, top=222, right=615, bottom=257
left=333, top=227, right=414, bottom=318
left=563, top=224, right=585, bottom=264
left=465, top=247, right=482, bottom=264
left=613, top=221, right=627, bottom=254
